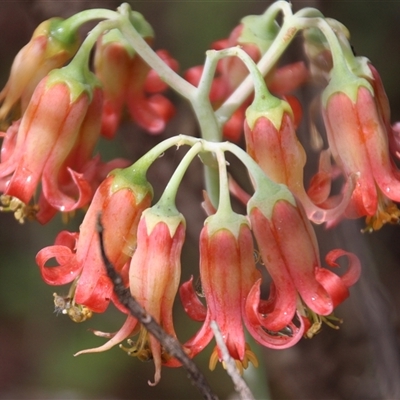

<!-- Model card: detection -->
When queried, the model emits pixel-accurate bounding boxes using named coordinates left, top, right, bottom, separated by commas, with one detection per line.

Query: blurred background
left=1, top=1, right=400, bottom=399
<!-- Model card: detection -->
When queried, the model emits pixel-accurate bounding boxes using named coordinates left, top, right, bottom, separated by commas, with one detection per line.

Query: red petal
left=179, top=276, right=207, bottom=322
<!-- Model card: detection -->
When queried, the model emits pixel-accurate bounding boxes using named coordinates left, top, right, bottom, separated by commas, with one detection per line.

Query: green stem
left=68, top=19, right=119, bottom=75
left=214, top=148, right=232, bottom=215
left=196, top=55, right=219, bottom=102
left=129, top=135, right=197, bottom=174
left=207, top=48, right=273, bottom=106
left=117, top=11, right=196, bottom=101
left=188, top=49, right=227, bottom=208
left=220, top=141, right=278, bottom=195
left=157, top=142, right=202, bottom=211
left=57, top=8, right=119, bottom=35
left=264, top=0, right=293, bottom=20
left=215, top=13, right=300, bottom=122
left=295, top=17, right=348, bottom=74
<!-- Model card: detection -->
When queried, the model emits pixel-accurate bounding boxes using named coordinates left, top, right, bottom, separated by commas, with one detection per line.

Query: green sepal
left=247, top=178, right=296, bottom=221
left=142, top=206, right=185, bottom=238
left=45, top=65, right=101, bottom=103
left=108, top=166, right=154, bottom=206
left=321, top=66, right=373, bottom=107
left=239, top=14, right=280, bottom=55
left=205, top=209, right=249, bottom=240
left=245, top=92, right=293, bottom=132
left=48, top=17, right=81, bottom=53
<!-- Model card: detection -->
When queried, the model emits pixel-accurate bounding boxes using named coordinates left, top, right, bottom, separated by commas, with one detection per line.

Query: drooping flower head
left=180, top=214, right=261, bottom=372
left=322, top=62, right=400, bottom=231
left=243, top=65, right=356, bottom=226
left=36, top=167, right=153, bottom=318
left=75, top=207, right=186, bottom=386
left=247, top=176, right=361, bottom=338
left=0, top=53, right=129, bottom=223
left=184, top=12, right=308, bottom=142
left=0, top=17, right=80, bottom=126
left=94, top=25, right=178, bottom=139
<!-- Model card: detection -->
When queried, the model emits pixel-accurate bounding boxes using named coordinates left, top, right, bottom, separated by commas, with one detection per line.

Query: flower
left=184, top=21, right=308, bottom=142
left=94, top=29, right=178, bottom=138
left=0, top=18, right=79, bottom=126
left=180, top=214, right=305, bottom=372
left=36, top=169, right=153, bottom=317
left=75, top=209, right=186, bottom=386
left=244, top=95, right=356, bottom=225
left=247, top=191, right=361, bottom=338
left=322, top=79, right=400, bottom=230
left=0, top=66, right=123, bottom=223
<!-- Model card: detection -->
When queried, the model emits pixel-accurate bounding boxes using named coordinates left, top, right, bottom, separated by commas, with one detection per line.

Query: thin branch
left=96, top=213, right=219, bottom=400
left=210, top=321, right=255, bottom=400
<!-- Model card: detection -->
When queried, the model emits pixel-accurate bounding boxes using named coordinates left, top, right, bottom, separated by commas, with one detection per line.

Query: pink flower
left=180, top=217, right=305, bottom=372
left=323, top=83, right=400, bottom=230
left=248, top=196, right=361, bottom=337
left=244, top=102, right=356, bottom=224
left=75, top=210, right=186, bottom=386
left=36, top=170, right=153, bottom=316
left=0, top=18, right=79, bottom=124
left=0, top=68, right=124, bottom=223
left=94, top=31, right=178, bottom=138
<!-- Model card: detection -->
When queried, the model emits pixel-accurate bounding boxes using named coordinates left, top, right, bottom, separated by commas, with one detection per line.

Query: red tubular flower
left=0, top=18, right=79, bottom=124
left=75, top=210, right=186, bottom=386
left=0, top=66, right=126, bottom=223
left=323, top=83, right=400, bottom=230
left=180, top=216, right=304, bottom=372
left=248, top=194, right=361, bottom=337
left=94, top=30, right=178, bottom=138
left=0, top=76, right=90, bottom=208
left=36, top=170, right=153, bottom=316
left=244, top=98, right=355, bottom=225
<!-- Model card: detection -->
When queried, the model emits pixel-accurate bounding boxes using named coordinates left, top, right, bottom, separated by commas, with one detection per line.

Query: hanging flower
left=75, top=209, right=186, bottom=386
left=94, top=29, right=178, bottom=138
left=180, top=213, right=305, bottom=372
left=36, top=169, right=153, bottom=317
left=0, top=18, right=79, bottom=126
left=0, top=60, right=128, bottom=223
left=322, top=75, right=400, bottom=230
left=247, top=187, right=361, bottom=338
left=244, top=93, right=356, bottom=225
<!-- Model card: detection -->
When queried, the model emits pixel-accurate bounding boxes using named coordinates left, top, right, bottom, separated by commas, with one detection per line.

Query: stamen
left=208, top=343, right=258, bottom=373
left=363, top=198, right=400, bottom=232
left=0, top=194, right=38, bottom=223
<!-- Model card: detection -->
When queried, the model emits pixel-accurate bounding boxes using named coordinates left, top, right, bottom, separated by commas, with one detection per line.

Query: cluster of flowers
left=0, top=1, right=398, bottom=385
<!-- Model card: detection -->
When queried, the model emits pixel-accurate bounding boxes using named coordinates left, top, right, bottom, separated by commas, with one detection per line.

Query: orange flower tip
left=0, top=195, right=38, bottom=223
left=208, top=343, right=258, bottom=373
left=88, top=329, right=114, bottom=339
